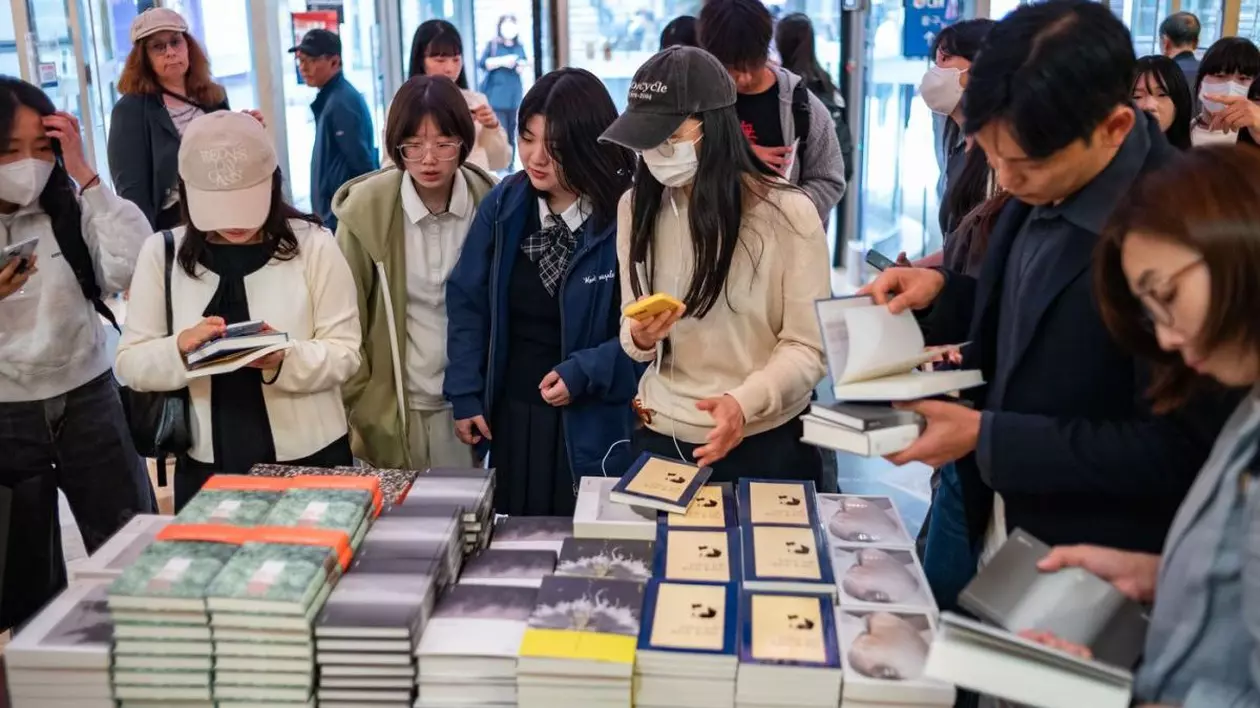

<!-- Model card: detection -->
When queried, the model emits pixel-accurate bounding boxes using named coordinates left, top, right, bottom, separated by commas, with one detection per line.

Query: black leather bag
left=118, top=231, right=190, bottom=484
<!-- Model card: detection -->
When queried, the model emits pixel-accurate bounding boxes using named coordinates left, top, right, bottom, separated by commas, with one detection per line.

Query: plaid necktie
left=521, top=215, right=577, bottom=297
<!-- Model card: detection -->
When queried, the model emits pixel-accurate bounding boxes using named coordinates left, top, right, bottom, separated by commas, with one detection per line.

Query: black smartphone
left=865, top=249, right=897, bottom=272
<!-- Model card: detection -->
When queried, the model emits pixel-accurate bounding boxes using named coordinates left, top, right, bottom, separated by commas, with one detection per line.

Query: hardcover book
left=72, top=514, right=172, bottom=582
left=108, top=540, right=241, bottom=613
left=661, top=483, right=736, bottom=529
left=262, top=488, right=372, bottom=541
left=573, top=476, right=657, bottom=541
left=315, top=572, right=438, bottom=639
left=739, top=590, right=839, bottom=667
left=518, top=575, right=644, bottom=666
left=816, top=495, right=914, bottom=548
left=608, top=453, right=712, bottom=514
left=175, top=489, right=283, bottom=527
left=742, top=525, right=835, bottom=593
left=251, top=464, right=416, bottom=509
left=638, top=580, right=737, bottom=656
left=415, top=583, right=539, bottom=659
left=490, top=516, right=573, bottom=553
left=833, top=547, right=935, bottom=611
left=459, top=549, right=556, bottom=587
left=555, top=538, right=653, bottom=583
left=738, top=479, right=820, bottom=527
left=652, top=527, right=740, bottom=584
left=840, top=608, right=955, bottom=705
left=205, top=542, right=337, bottom=615
left=400, top=467, right=495, bottom=522
left=6, top=579, right=113, bottom=670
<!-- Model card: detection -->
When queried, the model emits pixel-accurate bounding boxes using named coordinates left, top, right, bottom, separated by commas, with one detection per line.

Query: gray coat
left=1136, top=389, right=1260, bottom=707
left=107, top=93, right=228, bottom=229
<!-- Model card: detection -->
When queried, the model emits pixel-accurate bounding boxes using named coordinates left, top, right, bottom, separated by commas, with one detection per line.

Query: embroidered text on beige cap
left=130, top=8, right=188, bottom=44
left=177, top=111, right=278, bottom=232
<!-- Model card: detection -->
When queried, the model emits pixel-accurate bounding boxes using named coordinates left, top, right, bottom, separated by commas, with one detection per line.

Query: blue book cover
left=609, top=453, right=712, bottom=512
left=737, top=589, right=840, bottom=668
left=657, top=482, right=737, bottom=529
left=740, top=524, right=835, bottom=588
left=637, top=579, right=738, bottom=656
left=737, top=479, right=820, bottom=528
left=651, top=525, right=741, bottom=584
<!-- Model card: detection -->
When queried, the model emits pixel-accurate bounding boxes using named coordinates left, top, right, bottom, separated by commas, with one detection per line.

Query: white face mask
left=0, top=158, right=54, bottom=207
left=642, top=138, right=699, bottom=187
left=919, top=66, right=966, bottom=116
left=500, top=22, right=518, bottom=39
left=1199, top=79, right=1251, bottom=114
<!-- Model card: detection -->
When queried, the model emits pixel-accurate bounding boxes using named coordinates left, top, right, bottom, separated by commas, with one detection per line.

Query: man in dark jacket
left=290, top=29, right=378, bottom=230
left=862, top=0, right=1237, bottom=607
left=1160, top=11, right=1201, bottom=90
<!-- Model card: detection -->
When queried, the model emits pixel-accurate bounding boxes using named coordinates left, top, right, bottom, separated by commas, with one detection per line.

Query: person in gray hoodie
left=697, top=0, right=847, bottom=223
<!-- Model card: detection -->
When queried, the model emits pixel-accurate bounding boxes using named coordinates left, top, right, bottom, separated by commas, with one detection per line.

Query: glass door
left=281, top=0, right=384, bottom=211
left=397, top=0, right=538, bottom=94
left=25, top=0, right=84, bottom=116
left=168, top=0, right=258, bottom=111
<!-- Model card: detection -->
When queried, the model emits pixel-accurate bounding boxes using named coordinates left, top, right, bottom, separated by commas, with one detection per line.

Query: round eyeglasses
left=398, top=140, right=462, bottom=163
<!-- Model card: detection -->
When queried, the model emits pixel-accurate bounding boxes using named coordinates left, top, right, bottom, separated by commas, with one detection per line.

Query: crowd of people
left=1, top=0, right=1260, bottom=704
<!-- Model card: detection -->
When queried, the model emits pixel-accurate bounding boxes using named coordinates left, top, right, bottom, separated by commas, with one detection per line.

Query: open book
left=815, top=296, right=982, bottom=401
left=185, top=320, right=291, bottom=379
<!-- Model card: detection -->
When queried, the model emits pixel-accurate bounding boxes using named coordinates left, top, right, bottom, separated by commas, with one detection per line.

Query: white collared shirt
left=538, top=195, right=591, bottom=235
left=402, top=172, right=475, bottom=410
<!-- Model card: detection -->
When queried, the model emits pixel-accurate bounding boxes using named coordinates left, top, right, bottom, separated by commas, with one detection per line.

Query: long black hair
left=775, top=14, right=837, bottom=97
left=518, top=68, right=634, bottom=229
left=0, top=78, right=87, bottom=274
left=409, top=20, right=468, bottom=89
left=935, top=19, right=996, bottom=236
left=175, top=169, right=319, bottom=278
left=1133, top=55, right=1192, bottom=150
left=628, top=106, right=791, bottom=319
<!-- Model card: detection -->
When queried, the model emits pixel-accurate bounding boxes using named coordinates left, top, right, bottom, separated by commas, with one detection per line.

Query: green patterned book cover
left=262, top=489, right=370, bottom=539
left=108, top=541, right=241, bottom=612
left=175, top=489, right=283, bottom=527
left=205, top=542, right=337, bottom=615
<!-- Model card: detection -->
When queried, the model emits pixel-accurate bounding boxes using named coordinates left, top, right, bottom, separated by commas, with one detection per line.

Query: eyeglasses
left=1134, top=257, right=1203, bottom=329
left=655, top=125, right=703, bottom=158
left=146, top=35, right=185, bottom=55
left=398, top=140, right=463, bottom=162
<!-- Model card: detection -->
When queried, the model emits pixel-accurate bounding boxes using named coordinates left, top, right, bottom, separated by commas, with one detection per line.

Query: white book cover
left=5, top=580, right=112, bottom=670
left=415, top=584, right=537, bottom=658
left=832, top=546, right=936, bottom=612
left=817, top=495, right=914, bottom=549
left=573, top=477, right=657, bottom=540
left=71, top=514, right=173, bottom=581
left=801, top=415, right=921, bottom=457
left=838, top=607, right=955, bottom=705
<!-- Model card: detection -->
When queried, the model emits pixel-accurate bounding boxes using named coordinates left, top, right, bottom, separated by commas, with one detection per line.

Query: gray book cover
left=959, top=528, right=1148, bottom=669
left=460, top=549, right=556, bottom=583
left=316, top=573, right=436, bottom=637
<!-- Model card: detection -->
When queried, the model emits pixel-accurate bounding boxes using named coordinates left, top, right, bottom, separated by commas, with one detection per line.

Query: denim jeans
left=922, top=461, right=980, bottom=612
left=0, top=371, right=157, bottom=629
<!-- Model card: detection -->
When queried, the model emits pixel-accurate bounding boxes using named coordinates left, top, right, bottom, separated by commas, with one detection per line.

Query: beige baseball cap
left=130, top=8, right=189, bottom=43
left=178, top=111, right=277, bottom=232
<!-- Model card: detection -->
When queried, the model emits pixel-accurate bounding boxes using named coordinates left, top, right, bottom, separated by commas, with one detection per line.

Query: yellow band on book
left=519, top=628, right=636, bottom=665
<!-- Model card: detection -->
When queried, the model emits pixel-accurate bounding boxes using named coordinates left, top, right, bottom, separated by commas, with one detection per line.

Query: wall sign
left=903, top=0, right=962, bottom=60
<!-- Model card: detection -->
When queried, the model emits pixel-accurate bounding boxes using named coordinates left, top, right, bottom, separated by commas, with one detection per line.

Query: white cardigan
left=115, top=220, right=362, bottom=465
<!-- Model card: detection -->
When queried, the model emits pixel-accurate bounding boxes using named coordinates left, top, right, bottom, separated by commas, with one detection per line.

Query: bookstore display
left=11, top=450, right=1136, bottom=708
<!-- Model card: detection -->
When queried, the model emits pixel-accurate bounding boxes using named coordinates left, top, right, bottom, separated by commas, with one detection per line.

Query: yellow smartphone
left=623, top=293, right=684, bottom=321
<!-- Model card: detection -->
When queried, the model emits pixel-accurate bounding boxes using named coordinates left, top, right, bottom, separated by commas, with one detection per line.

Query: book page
left=835, top=306, right=929, bottom=384
left=816, top=296, right=875, bottom=384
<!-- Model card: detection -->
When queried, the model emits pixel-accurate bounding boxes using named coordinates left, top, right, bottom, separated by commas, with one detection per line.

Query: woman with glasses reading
left=334, top=75, right=499, bottom=470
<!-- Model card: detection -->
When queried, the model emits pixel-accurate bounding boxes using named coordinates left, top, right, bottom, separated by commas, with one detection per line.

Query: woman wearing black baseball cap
left=601, top=46, right=832, bottom=484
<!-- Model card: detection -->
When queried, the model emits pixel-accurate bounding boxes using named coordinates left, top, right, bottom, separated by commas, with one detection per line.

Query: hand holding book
left=1036, top=545, right=1160, bottom=604
left=178, top=316, right=229, bottom=354
left=883, top=399, right=980, bottom=468
left=245, top=323, right=286, bottom=371
left=857, top=266, right=946, bottom=315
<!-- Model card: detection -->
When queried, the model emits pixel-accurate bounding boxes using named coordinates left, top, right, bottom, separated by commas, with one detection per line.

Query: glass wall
left=26, top=0, right=84, bottom=116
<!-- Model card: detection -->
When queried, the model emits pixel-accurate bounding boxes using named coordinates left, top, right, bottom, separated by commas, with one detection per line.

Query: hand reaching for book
left=858, top=267, right=945, bottom=315
left=1036, top=545, right=1160, bottom=604
left=178, top=316, right=227, bottom=354
left=694, top=394, right=745, bottom=467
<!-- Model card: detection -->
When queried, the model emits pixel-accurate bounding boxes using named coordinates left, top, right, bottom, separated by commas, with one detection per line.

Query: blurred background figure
left=479, top=14, right=530, bottom=170
left=1133, top=55, right=1194, bottom=150
left=659, top=15, right=698, bottom=49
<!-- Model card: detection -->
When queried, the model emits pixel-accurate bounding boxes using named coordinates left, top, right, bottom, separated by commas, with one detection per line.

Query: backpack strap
left=162, top=230, right=175, bottom=336
left=791, top=82, right=812, bottom=146
left=47, top=200, right=124, bottom=332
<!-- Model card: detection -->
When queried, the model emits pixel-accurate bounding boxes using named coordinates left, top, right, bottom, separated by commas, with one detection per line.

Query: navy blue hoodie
left=310, top=72, right=378, bottom=230
left=445, top=173, right=643, bottom=481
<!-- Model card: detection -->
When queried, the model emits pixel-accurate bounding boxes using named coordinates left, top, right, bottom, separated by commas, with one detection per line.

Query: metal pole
left=842, top=0, right=868, bottom=288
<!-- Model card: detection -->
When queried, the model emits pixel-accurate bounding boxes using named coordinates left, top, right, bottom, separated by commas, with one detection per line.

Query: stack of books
left=205, top=536, right=344, bottom=705
left=70, top=514, right=172, bottom=582
left=459, top=548, right=556, bottom=587
left=635, top=580, right=739, bottom=708
left=734, top=590, right=843, bottom=708
left=737, top=480, right=836, bottom=597
left=315, top=572, right=441, bottom=707
left=390, top=468, right=496, bottom=554
left=817, top=494, right=915, bottom=548
left=489, top=516, right=573, bottom=555
left=106, top=529, right=245, bottom=704
left=360, top=509, right=464, bottom=587
left=839, top=607, right=955, bottom=708
left=516, top=575, right=645, bottom=708
left=573, top=476, right=658, bottom=541
left=252, top=463, right=420, bottom=510
left=652, top=524, right=741, bottom=585
left=554, top=537, right=654, bottom=584
left=260, top=479, right=380, bottom=555
left=5, top=580, right=115, bottom=708
left=414, top=583, right=540, bottom=707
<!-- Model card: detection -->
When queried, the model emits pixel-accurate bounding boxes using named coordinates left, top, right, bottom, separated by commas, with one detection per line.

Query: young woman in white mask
left=600, top=46, right=832, bottom=484
left=1190, top=36, right=1259, bottom=146
left=0, top=77, right=156, bottom=632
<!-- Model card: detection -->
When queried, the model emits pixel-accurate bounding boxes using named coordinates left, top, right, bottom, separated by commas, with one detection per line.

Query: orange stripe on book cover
left=287, top=475, right=383, bottom=518
left=157, top=523, right=253, bottom=545
left=249, top=526, right=354, bottom=570
left=202, top=475, right=295, bottom=492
